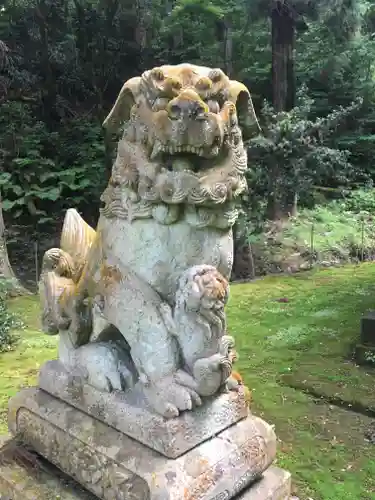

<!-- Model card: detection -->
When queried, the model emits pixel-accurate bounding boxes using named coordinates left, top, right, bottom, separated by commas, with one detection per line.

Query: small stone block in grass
left=360, top=311, right=375, bottom=345
left=355, top=343, right=375, bottom=366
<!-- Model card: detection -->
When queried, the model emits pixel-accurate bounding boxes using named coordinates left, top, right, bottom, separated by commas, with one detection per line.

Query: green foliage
left=0, top=279, right=24, bottom=353
left=241, top=191, right=375, bottom=276
left=4, top=272, right=375, bottom=498
left=0, top=0, right=374, bottom=229
left=339, top=188, right=375, bottom=214
left=280, top=204, right=373, bottom=261
left=245, top=89, right=360, bottom=227
left=363, top=350, right=375, bottom=365
left=0, top=102, right=107, bottom=222
left=0, top=102, right=60, bottom=220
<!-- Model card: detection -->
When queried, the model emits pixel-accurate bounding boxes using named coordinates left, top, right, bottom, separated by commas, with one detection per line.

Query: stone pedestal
left=355, top=310, right=375, bottom=365
left=0, top=385, right=292, bottom=499
left=38, top=360, right=249, bottom=459
left=6, top=386, right=277, bottom=499
left=360, top=310, right=375, bottom=344
left=0, top=361, right=292, bottom=499
left=0, top=436, right=96, bottom=499
left=0, top=435, right=290, bottom=499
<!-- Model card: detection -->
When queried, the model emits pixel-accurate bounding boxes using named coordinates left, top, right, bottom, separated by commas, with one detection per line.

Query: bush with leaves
left=0, top=102, right=107, bottom=224
left=0, top=279, right=24, bottom=352
left=339, top=187, right=375, bottom=214
left=236, top=196, right=375, bottom=277
left=0, top=102, right=61, bottom=222
left=246, top=88, right=362, bottom=223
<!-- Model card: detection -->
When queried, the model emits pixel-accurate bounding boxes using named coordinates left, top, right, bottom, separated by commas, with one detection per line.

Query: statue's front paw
left=87, top=370, right=124, bottom=392
left=226, top=374, right=241, bottom=392
left=142, top=374, right=202, bottom=418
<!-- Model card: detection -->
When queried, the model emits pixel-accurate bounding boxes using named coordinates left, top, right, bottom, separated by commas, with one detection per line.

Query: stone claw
left=141, top=373, right=202, bottom=418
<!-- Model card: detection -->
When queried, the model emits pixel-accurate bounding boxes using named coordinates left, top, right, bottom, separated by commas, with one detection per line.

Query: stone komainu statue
left=39, top=64, right=259, bottom=418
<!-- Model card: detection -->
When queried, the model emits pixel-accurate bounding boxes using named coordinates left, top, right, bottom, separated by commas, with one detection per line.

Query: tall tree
left=265, top=0, right=363, bottom=219
left=0, top=40, right=30, bottom=294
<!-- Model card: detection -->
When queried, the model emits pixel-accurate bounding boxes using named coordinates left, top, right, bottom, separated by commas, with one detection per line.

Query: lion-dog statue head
left=101, top=64, right=260, bottom=228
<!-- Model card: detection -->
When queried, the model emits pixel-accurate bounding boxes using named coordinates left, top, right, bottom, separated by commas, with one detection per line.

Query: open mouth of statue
left=157, top=144, right=208, bottom=157
left=150, top=137, right=223, bottom=172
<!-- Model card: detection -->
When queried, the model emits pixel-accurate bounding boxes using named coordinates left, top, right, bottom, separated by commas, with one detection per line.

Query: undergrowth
left=0, top=280, right=24, bottom=353
left=247, top=189, right=375, bottom=275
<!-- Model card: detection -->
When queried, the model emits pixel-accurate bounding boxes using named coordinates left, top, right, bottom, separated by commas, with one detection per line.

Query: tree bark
left=267, top=1, right=296, bottom=220
left=0, top=193, right=30, bottom=295
left=271, top=1, right=295, bottom=112
left=223, top=20, right=233, bottom=77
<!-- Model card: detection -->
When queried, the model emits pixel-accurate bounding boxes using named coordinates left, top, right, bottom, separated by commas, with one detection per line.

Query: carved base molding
left=39, top=359, right=249, bottom=459
left=5, top=387, right=291, bottom=500
left=0, top=437, right=291, bottom=500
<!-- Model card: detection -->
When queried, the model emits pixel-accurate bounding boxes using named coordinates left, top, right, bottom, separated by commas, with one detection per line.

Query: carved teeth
left=150, top=141, right=161, bottom=160
left=157, top=144, right=216, bottom=157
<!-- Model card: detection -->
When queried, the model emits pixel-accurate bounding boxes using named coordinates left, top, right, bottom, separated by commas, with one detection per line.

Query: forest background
left=2, top=0, right=375, bottom=284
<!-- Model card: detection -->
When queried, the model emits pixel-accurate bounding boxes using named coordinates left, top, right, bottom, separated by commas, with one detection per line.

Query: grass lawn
left=1, top=264, right=375, bottom=498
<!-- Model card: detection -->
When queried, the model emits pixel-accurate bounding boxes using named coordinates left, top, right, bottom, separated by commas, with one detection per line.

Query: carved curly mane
left=100, top=64, right=260, bottom=229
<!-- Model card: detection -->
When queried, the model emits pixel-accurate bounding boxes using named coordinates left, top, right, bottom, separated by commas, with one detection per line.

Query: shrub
left=339, top=188, right=375, bottom=214
left=0, top=279, right=24, bottom=353
left=237, top=191, right=375, bottom=277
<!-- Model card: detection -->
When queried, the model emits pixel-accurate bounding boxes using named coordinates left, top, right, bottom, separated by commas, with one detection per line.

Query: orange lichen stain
left=231, top=371, right=243, bottom=384
left=201, top=271, right=228, bottom=302
left=150, top=67, right=165, bottom=81
left=177, top=66, right=195, bottom=87
left=196, top=76, right=212, bottom=91
left=243, top=385, right=252, bottom=407
left=152, top=110, right=171, bottom=134
left=151, top=472, right=159, bottom=487
left=184, top=468, right=216, bottom=500
left=230, top=371, right=251, bottom=407
left=229, top=348, right=238, bottom=364
left=220, top=102, right=236, bottom=122
left=212, top=277, right=228, bottom=300
left=164, top=77, right=182, bottom=97
left=58, top=283, right=77, bottom=310
left=99, top=264, right=123, bottom=290
left=167, top=88, right=209, bottom=112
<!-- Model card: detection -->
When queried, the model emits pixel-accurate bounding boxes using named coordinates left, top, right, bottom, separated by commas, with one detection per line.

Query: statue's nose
left=167, top=91, right=208, bottom=120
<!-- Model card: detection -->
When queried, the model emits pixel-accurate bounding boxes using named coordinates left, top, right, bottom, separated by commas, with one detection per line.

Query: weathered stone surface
left=0, top=437, right=290, bottom=500
left=8, top=387, right=277, bottom=500
left=38, top=63, right=260, bottom=419
left=355, top=343, right=375, bottom=366
left=360, top=311, right=375, bottom=345
left=235, top=467, right=291, bottom=499
left=39, top=359, right=248, bottom=458
left=0, top=436, right=95, bottom=499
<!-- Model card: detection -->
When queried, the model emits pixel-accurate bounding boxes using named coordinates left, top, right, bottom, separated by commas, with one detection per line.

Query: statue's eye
left=152, top=97, right=169, bottom=111
left=207, top=100, right=220, bottom=114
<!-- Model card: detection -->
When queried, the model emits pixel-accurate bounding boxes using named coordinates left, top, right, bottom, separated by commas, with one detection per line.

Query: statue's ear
left=102, top=76, right=141, bottom=133
left=228, top=81, right=261, bottom=140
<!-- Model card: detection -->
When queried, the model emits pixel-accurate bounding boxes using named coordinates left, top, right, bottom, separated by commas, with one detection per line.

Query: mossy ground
left=229, top=263, right=375, bottom=499
left=1, top=265, right=375, bottom=498
left=0, top=296, right=58, bottom=433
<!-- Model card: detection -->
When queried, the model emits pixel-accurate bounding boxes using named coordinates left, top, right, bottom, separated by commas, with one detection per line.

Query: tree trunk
left=0, top=193, right=30, bottom=296
left=223, top=20, right=233, bottom=77
left=267, top=1, right=296, bottom=220
left=271, top=1, right=295, bottom=112
left=35, top=0, right=58, bottom=124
